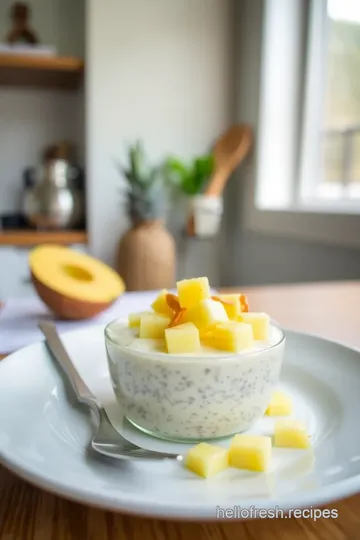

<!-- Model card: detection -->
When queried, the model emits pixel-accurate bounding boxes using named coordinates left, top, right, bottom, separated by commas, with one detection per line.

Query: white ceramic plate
left=0, top=325, right=360, bottom=520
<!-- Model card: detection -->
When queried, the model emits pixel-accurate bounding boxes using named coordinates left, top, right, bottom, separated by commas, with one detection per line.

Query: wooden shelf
left=0, top=53, right=84, bottom=89
left=0, top=230, right=87, bottom=246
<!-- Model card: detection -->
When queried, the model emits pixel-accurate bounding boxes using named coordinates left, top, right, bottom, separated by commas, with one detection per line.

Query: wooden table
left=1, top=281, right=360, bottom=539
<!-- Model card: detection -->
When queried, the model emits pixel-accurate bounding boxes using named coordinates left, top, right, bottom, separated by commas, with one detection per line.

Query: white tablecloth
left=0, top=291, right=167, bottom=354
left=0, top=289, right=218, bottom=354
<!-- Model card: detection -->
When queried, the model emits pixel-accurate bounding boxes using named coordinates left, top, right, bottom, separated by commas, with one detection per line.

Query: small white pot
left=191, top=195, right=223, bottom=238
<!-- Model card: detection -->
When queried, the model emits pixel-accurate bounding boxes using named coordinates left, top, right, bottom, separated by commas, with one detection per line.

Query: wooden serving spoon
left=187, top=124, right=253, bottom=236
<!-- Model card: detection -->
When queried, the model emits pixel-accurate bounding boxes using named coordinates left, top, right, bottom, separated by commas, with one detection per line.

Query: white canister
left=192, top=195, right=223, bottom=237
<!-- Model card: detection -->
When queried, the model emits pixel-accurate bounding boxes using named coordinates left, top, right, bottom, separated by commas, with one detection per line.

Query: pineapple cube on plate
left=239, top=312, right=269, bottom=340
left=128, top=311, right=152, bottom=327
left=177, top=277, right=210, bottom=309
left=165, top=322, right=201, bottom=354
left=185, top=298, right=228, bottom=333
left=185, top=443, right=229, bottom=478
left=265, top=390, right=293, bottom=416
left=274, top=419, right=311, bottom=449
left=229, top=434, right=272, bottom=472
left=218, top=294, right=241, bottom=320
left=209, top=321, right=253, bottom=352
left=151, top=289, right=174, bottom=317
left=139, top=313, right=171, bottom=339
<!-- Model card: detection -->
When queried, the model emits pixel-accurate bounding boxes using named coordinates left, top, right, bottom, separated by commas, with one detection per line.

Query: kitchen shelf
left=0, top=230, right=87, bottom=246
left=0, top=53, right=84, bottom=89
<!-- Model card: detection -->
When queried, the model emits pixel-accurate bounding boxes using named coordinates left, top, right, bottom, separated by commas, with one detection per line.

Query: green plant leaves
left=164, top=157, right=191, bottom=193
left=128, top=140, right=153, bottom=187
left=165, top=158, right=189, bottom=181
left=194, top=154, right=214, bottom=184
left=164, top=153, right=214, bottom=195
left=115, top=140, right=168, bottom=223
left=115, top=140, right=215, bottom=224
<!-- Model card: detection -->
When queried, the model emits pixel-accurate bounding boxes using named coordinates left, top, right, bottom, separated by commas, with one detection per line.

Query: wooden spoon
left=187, top=124, right=253, bottom=235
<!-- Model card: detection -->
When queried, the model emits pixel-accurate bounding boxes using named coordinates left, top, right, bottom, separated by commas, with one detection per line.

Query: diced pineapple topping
left=208, top=321, right=253, bottom=352
left=151, top=289, right=174, bottom=317
left=185, top=443, right=229, bottom=478
left=265, top=390, right=292, bottom=416
left=125, top=276, right=271, bottom=354
left=239, top=312, right=269, bottom=340
left=139, top=313, right=171, bottom=339
left=184, top=298, right=228, bottom=333
left=165, top=322, right=201, bottom=354
left=229, top=434, right=272, bottom=472
left=177, top=277, right=210, bottom=309
left=274, top=419, right=311, bottom=449
left=216, top=294, right=241, bottom=320
left=128, top=311, right=152, bottom=327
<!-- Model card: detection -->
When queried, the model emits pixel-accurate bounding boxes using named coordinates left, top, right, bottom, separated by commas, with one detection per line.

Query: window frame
left=238, top=0, right=360, bottom=249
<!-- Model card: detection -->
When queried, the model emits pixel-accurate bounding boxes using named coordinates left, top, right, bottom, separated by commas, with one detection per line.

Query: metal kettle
left=23, top=159, right=85, bottom=230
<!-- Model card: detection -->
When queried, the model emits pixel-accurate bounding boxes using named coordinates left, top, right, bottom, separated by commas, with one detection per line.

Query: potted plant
left=165, top=154, right=214, bottom=197
left=116, top=141, right=175, bottom=291
left=165, top=153, right=223, bottom=237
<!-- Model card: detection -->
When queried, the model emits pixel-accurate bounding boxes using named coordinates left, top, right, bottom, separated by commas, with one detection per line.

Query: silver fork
left=38, top=322, right=183, bottom=462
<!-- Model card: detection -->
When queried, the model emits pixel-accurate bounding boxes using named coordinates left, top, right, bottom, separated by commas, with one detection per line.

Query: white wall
left=86, top=0, right=235, bottom=282
left=0, top=0, right=84, bottom=215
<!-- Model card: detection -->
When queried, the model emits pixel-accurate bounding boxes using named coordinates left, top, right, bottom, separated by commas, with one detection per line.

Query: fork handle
left=39, top=321, right=96, bottom=405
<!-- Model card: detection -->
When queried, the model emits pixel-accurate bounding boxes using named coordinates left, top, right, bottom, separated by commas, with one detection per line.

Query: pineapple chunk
left=238, top=312, right=269, bottom=340
left=229, top=434, right=272, bottom=472
left=151, top=289, right=174, bottom=317
left=210, top=321, right=253, bottom=352
left=139, top=313, right=171, bottom=339
left=185, top=298, right=228, bottom=333
left=218, top=294, right=241, bottom=320
left=265, top=390, right=292, bottom=416
left=128, top=311, right=152, bottom=327
left=165, top=322, right=201, bottom=354
left=185, top=443, right=229, bottom=478
left=177, top=277, right=210, bottom=309
left=274, top=419, right=311, bottom=449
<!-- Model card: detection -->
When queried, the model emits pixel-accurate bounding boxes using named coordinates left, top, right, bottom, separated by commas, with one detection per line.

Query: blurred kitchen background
left=1, top=0, right=360, bottom=299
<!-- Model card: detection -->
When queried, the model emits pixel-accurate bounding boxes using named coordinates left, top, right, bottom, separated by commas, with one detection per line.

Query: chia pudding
left=104, top=318, right=285, bottom=442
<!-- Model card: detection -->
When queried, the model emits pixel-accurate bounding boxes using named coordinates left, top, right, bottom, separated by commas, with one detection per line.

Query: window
left=300, top=0, right=360, bottom=205
left=238, top=0, right=360, bottom=248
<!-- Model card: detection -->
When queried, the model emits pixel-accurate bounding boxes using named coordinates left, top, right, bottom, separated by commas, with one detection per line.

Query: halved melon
left=29, top=245, right=125, bottom=320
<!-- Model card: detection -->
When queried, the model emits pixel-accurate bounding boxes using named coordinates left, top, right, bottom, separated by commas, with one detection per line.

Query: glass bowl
left=104, top=319, right=285, bottom=443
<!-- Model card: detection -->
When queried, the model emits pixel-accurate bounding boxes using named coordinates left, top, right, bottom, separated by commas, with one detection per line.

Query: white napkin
left=0, top=291, right=173, bottom=354
left=0, top=289, right=218, bottom=354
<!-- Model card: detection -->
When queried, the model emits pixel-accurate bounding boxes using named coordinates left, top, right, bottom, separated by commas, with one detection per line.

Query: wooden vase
left=116, top=220, right=176, bottom=291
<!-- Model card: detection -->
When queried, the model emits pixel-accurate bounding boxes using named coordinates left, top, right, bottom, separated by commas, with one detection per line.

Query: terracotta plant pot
left=116, top=220, right=176, bottom=291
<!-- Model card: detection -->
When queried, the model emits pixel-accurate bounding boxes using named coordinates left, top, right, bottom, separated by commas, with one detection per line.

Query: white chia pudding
left=105, top=319, right=285, bottom=442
